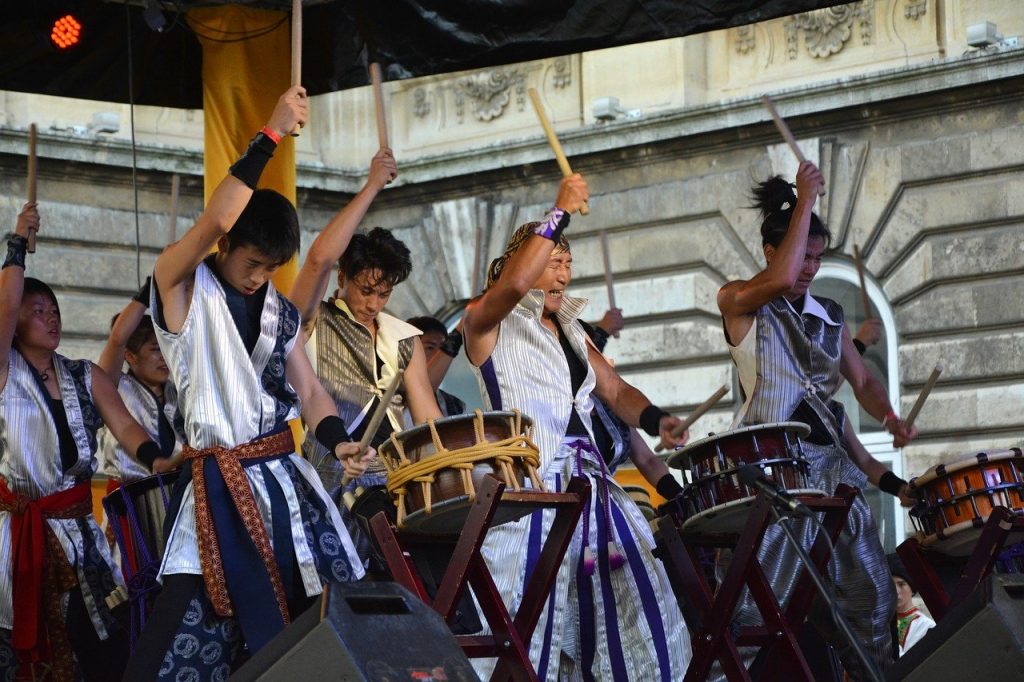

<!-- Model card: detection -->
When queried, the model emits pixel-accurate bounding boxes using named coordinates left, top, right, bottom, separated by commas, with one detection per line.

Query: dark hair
left=751, top=176, right=832, bottom=248
left=127, top=315, right=157, bottom=354
left=23, top=278, right=60, bottom=317
left=339, top=227, right=412, bottom=289
left=406, top=316, right=447, bottom=336
left=225, top=189, right=300, bottom=264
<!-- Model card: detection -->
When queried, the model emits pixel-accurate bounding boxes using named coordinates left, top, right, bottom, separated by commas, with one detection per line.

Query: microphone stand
left=766, top=497, right=883, bottom=682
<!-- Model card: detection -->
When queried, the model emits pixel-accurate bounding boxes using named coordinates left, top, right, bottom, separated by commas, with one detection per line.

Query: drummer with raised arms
left=1, top=203, right=162, bottom=681
left=462, top=173, right=691, bottom=680
left=716, top=162, right=917, bottom=677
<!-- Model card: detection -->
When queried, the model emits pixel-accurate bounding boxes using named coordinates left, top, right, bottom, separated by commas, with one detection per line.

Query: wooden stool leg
left=370, top=511, right=428, bottom=601
left=897, top=537, right=950, bottom=620
left=950, top=507, right=1015, bottom=607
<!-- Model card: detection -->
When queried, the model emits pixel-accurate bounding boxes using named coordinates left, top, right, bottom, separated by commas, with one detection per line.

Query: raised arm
left=154, top=87, right=307, bottom=333
left=718, top=162, right=822, bottom=332
left=463, top=174, right=589, bottom=364
left=290, top=149, right=397, bottom=338
left=0, top=203, right=37, bottom=390
left=425, top=321, right=462, bottom=390
left=97, top=279, right=150, bottom=381
left=90, top=365, right=169, bottom=469
left=404, top=338, right=443, bottom=424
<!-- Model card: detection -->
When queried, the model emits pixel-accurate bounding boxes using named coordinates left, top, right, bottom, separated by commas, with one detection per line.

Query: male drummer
left=462, top=173, right=691, bottom=680
left=125, top=87, right=369, bottom=679
left=717, top=164, right=917, bottom=678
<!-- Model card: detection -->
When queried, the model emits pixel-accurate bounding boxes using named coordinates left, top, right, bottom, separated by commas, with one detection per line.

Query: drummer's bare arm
left=98, top=280, right=150, bottom=382
left=628, top=428, right=671, bottom=482
left=588, top=345, right=688, bottom=451
left=0, top=203, right=38, bottom=392
left=426, top=320, right=462, bottom=390
left=405, top=338, right=443, bottom=423
left=463, top=175, right=589, bottom=365
left=842, top=415, right=916, bottom=507
left=839, top=327, right=918, bottom=447
left=155, top=87, right=306, bottom=334
left=91, top=364, right=158, bottom=462
left=718, top=163, right=823, bottom=342
left=290, top=149, right=397, bottom=339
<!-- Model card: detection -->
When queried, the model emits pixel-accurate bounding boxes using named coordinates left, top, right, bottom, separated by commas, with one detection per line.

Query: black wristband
left=136, top=441, right=164, bottom=469
left=589, top=325, right=610, bottom=352
left=315, top=415, right=351, bottom=452
left=133, top=276, right=152, bottom=306
left=228, top=131, right=278, bottom=190
left=655, top=473, right=684, bottom=500
left=439, top=329, right=463, bottom=358
left=879, top=470, right=907, bottom=497
left=639, top=404, right=669, bottom=438
left=852, top=338, right=867, bottom=355
left=3, top=235, right=28, bottom=270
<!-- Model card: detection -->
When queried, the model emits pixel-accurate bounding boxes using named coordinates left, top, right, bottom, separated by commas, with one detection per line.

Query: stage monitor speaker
left=888, top=574, right=1024, bottom=681
left=231, top=581, right=476, bottom=681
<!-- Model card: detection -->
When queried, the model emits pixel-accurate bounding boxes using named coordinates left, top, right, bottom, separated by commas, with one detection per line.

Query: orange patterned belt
left=182, top=430, right=295, bottom=622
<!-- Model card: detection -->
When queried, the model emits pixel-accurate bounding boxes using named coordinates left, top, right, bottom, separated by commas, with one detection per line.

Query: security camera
left=966, top=22, right=1002, bottom=48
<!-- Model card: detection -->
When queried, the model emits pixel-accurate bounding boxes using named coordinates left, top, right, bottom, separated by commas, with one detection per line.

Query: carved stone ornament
left=735, top=24, right=756, bottom=54
left=456, top=69, right=526, bottom=122
left=553, top=57, right=572, bottom=89
left=904, top=0, right=927, bottom=20
left=785, top=1, right=873, bottom=60
left=412, top=88, right=430, bottom=119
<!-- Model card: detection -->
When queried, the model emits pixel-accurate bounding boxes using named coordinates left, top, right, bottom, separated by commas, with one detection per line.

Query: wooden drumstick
left=289, top=0, right=302, bottom=137
left=369, top=62, right=389, bottom=150
left=340, top=369, right=405, bottom=486
left=527, top=87, right=589, bottom=215
left=599, top=231, right=619, bottom=339
left=853, top=243, right=872, bottom=318
left=471, top=225, right=483, bottom=296
left=167, top=174, right=180, bottom=245
left=26, top=123, right=38, bottom=253
left=762, top=95, right=825, bottom=197
left=654, top=385, right=729, bottom=453
left=905, top=364, right=942, bottom=429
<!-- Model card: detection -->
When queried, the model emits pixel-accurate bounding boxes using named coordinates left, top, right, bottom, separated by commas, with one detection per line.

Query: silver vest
left=99, top=373, right=181, bottom=481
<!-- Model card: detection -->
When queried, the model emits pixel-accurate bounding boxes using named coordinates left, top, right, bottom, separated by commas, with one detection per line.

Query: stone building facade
left=0, top=0, right=1020, bottom=547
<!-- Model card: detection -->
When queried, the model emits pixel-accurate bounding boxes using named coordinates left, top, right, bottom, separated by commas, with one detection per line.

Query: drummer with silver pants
left=463, top=174, right=692, bottom=681
left=718, top=164, right=918, bottom=679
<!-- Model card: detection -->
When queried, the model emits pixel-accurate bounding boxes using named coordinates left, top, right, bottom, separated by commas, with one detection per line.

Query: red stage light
left=50, top=14, right=82, bottom=50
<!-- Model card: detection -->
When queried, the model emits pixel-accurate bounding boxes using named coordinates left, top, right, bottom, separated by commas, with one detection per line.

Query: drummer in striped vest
left=462, top=173, right=692, bottom=680
left=288, top=149, right=442, bottom=497
left=717, top=162, right=918, bottom=678
left=125, top=87, right=369, bottom=680
left=1, top=203, right=165, bottom=681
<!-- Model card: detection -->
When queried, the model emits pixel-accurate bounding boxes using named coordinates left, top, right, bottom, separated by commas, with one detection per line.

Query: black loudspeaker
left=231, top=582, right=477, bottom=681
left=888, top=575, right=1024, bottom=680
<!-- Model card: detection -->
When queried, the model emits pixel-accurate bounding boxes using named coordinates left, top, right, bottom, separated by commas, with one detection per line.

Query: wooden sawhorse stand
left=371, top=475, right=588, bottom=682
left=897, top=506, right=1024, bottom=621
left=656, top=485, right=858, bottom=681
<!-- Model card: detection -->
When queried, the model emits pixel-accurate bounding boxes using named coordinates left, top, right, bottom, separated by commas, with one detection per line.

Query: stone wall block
left=900, top=331, right=1024, bottom=382
left=25, top=246, right=156, bottom=295
left=618, top=362, right=733, bottom=409
left=606, top=319, right=727, bottom=367
left=570, top=269, right=723, bottom=319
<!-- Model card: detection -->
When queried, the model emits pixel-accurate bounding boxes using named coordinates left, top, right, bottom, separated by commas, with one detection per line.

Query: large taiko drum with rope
left=664, top=422, right=822, bottom=536
left=378, top=410, right=544, bottom=535
left=909, top=448, right=1024, bottom=556
left=102, top=470, right=180, bottom=575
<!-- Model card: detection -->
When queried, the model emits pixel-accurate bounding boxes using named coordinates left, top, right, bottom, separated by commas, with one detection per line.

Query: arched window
left=812, top=260, right=905, bottom=551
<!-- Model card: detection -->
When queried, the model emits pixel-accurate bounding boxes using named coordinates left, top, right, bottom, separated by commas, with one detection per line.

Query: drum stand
left=656, top=485, right=859, bottom=682
left=370, top=474, right=589, bottom=682
left=896, top=506, right=1024, bottom=621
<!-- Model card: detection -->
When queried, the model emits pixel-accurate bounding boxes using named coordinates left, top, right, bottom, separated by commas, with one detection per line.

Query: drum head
left=919, top=516, right=1024, bottom=557
left=399, top=493, right=535, bottom=536
left=680, top=488, right=825, bottom=537
left=666, top=421, right=811, bottom=471
left=910, top=448, right=1024, bottom=489
left=379, top=411, right=533, bottom=466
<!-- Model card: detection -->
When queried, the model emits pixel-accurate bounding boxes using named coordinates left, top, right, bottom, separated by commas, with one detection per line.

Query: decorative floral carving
left=735, top=24, right=756, bottom=54
left=553, top=57, right=572, bottom=88
left=904, top=0, right=927, bottom=21
left=412, top=88, right=430, bottom=119
left=785, top=1, right=873, bottom=60
left=457, top=69, right=525, bottom=122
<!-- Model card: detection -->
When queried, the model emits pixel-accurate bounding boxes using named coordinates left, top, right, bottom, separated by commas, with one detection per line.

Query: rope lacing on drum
left=381, top=409, right=545, bottom=527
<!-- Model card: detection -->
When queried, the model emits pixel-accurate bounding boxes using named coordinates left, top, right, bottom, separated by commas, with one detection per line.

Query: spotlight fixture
left=50, top=14, right=82, bottom=50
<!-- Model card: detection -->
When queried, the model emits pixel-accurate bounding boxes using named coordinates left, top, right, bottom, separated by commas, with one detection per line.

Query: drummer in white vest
left=125, top=87, right=369, bottom=680
left=717, top=162, right=918, bottom=678
left=1, top=203, right=162, bottom=681
left=462, top=173, right=692, bottom=681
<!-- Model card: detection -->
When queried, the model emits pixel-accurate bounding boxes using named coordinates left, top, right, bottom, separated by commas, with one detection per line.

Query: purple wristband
left=533, top=208, right=569, bottom=242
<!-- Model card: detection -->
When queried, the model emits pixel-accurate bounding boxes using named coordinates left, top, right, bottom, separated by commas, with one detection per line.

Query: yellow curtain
left=191, top=6, right=304, bottom=446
